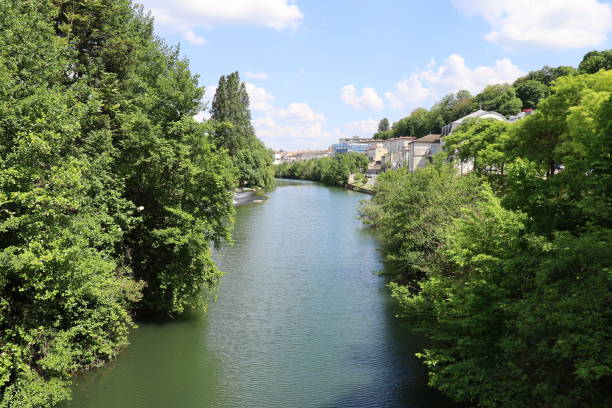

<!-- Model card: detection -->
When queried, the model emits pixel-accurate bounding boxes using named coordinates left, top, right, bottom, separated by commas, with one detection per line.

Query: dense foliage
left=0, top=1, right=240, bottom=406
left=211, top=72, right=275, bottom=190
left=362, top=69, right=611, bottom=407
left=275, top=153, right=368, bottom=187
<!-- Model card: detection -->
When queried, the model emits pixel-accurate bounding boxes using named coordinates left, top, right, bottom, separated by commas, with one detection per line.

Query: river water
left=63, top=180, right=454, bottom=408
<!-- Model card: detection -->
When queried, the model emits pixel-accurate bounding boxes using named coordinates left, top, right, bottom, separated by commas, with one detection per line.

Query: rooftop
left=451, top=109, right=507, bottom=124
left=414, top=134, right=441, bottom=143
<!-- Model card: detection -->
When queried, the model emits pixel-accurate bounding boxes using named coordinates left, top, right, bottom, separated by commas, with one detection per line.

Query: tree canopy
left=378, top=118, right=390, bottom=132
left=362, top=69, right=612, bottom=408
left=0, top=1, right=238, bottom=406
left=275, top=153, right=368, bottom=187
left=578, top=49, right=612, bottom=74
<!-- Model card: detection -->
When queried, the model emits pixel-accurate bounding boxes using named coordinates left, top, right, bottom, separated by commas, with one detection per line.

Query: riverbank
left=234, top=188, right=268, bottom=206
left=346, top=183, right=374, bottom=194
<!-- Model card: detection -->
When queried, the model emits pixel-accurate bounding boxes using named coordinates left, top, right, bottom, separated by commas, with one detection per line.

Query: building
left=273, top=151, right=283, bottom=165
left=366, top=140, right=388, bottom=165
left=274, top=151, right=296, bottom=164
left=509, top=108, right=535, bottom=122
left=295, top=149, right=331, bottom=161
left=383, top=137, right=415, bottom=169
left=441, top=109, right=508, bottom=174
left=405, top=134, right=441, bottom=172
left=338, top=136, right=372, bottom=144
left=441, top=109, right=507, bottom=136
left=332, top=136, right=369, bottom=155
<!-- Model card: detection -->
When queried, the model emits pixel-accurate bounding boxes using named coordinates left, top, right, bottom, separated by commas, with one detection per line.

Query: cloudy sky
left=138, top=0, right=612, bottom=150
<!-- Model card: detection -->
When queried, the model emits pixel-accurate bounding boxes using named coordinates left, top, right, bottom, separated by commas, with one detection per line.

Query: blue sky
left=138, top=0, right=612, bottom=151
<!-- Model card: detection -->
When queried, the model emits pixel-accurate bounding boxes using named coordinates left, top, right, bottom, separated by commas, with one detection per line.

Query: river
left=63, top=180, right=454, bottom=408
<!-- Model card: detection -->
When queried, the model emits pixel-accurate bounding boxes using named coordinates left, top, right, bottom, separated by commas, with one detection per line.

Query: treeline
left=374, top=49, right=611, bottom=141
left=275, top=153, right=368, bottom=187
left=360, top=69, right=611, bottom=407
left=0, top=1, right=270, bottom=407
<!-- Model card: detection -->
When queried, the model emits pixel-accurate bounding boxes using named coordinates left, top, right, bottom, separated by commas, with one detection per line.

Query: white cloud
left=141, top=0, right=303, bottom=32
left=204, top=81, right=373, bottom=150
left=343, top=119, right=379, bottom=138
left=277, top=102, right=326, bottom=123
left=341, top=85, right=384, bottom=110
left=183, top=30, right=206, bottom=45
left=245, top=83, right=275, bottom=111
left=193, top=111, right=211, bottom=122
left=453, top=0, right=612, bottom=49
left=385, top=77, right=432, bottom=110
left=245, top=71, right=269, bottom=80
left=385, top=54, right=524, bottom=111
left=254, top=117, right=333, bottom=150
left=239, top=83, right=332, bottom=150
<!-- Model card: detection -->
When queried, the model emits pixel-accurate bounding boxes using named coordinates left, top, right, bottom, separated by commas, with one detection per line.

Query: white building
left=509, top=108, right=535, bottom=122
left=441, top=109, right=508, bottom=174
left=295, top=149, right=331, bottom=161
left=383, top=137, right=415, bottom=169
left=273, top=152, right=283, bottom=165
left=275, top=151, right=296, bottom=164
left=366, top=140, right=387, bottom=165
left=405, top=134, right=441, bottom=172
left=441, top=109, right=507, bottom=136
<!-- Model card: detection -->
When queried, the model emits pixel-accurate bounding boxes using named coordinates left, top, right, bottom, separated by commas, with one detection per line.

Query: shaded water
left=63, top=180, right=454, bottom=408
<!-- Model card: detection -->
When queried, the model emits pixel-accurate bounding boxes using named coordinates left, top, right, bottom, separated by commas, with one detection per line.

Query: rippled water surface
left=64, top=180, right=454, bottom=408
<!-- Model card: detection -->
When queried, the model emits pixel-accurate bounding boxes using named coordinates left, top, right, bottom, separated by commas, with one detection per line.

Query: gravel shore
left=234, top=190, right=267, bottom=206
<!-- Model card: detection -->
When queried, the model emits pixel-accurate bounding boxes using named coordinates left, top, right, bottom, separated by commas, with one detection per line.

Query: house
left=276, top=151, right=296, bottom=163
left=366, top=140, right=388, bottom=164
left=383, top=137, right=415, bottom=169
left=509, top=108, right=535, bottom=122
left=273, top=151, right=283, bottom=165
left=441, top=110, right=508, bottom=174
left=441, top=109, right=507, bottom=136
left=405, top=134, right=441, bottom=172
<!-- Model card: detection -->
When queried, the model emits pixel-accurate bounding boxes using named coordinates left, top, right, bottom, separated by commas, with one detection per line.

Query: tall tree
left=378, top=117, right=390, bottom=132
left=211, top=72, right=274, bottom=189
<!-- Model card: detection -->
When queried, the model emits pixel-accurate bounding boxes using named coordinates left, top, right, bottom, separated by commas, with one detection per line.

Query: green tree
left=211, top=72, right=255, bottom=154
left=0, top=1, right=238, bottom=406
left=364, top=69, right=612, bottom=408
left=275, top=153, right=367, bottom=187
left=443, top=118, right=513, bottom=178
left=211, top=72, right=274, bottom=189
left=378, top=117, right=390, bottom=132
left=578, top=49, right=612, bottom=74
left=392, top=192, right=611, bottom=408
left=514, top=79, right=550, bottom=109
left=514, top=65, right=576, bottom=87
left=431, top=90, right=474, bottom=125
left=360, top=161, right=485, bottom=283
left=473, top=84, right=522, bottom=116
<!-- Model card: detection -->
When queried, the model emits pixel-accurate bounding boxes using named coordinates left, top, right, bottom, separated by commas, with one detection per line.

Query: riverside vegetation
left=274, top=153, right=369, bottom=187
left=0, top=1, right=272, bottom=406
left=360, top=68, right=611, bottom=407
